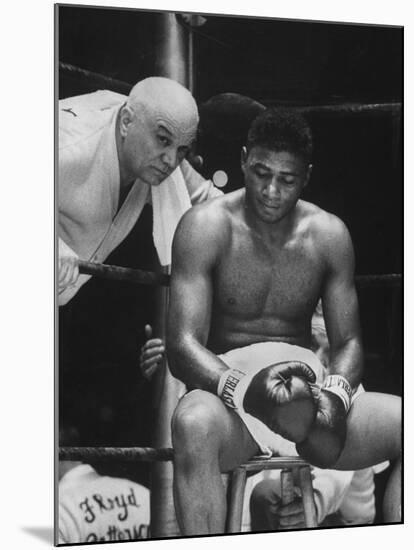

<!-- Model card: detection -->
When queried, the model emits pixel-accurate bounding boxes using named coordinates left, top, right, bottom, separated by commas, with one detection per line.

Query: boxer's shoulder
left=180, top=190, right=234, bottom=234
left=298, top=200, right=350, bottom=248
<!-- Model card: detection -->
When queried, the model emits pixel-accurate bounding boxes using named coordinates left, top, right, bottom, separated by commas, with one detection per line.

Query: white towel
left=151, top=166, right=192, bottom=266
left=60, top=89, right=127, bottom=112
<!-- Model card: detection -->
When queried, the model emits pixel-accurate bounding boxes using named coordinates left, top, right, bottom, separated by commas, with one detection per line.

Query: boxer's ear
left=303, top=164, right=313, bottom=188
left=241, top=146, right=248, bottom=167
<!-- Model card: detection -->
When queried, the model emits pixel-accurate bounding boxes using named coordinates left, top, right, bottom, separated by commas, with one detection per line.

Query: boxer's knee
left=172, top=390, right=224, bottom=460
left=335, top=393, right=402, bottom=470
left=374, top=394, right=402, bottom=459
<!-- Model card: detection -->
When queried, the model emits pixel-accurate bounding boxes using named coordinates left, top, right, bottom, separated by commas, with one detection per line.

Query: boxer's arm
left=322, top=216, right=363, bottom=389
left=167, top=205, right=229, bottom=392
left=297, top=216, right=363, bottom=467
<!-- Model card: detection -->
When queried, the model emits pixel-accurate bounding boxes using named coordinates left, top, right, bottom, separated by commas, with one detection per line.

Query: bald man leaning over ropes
left=58, top=77, right=221, bottom=304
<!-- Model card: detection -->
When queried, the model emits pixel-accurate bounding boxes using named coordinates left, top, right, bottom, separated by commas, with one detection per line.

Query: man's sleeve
left=311, top=468, right=354, bottom=524
left=180, top=158, right=223, bottom=204
left=58, top=500, right=81, bottom=544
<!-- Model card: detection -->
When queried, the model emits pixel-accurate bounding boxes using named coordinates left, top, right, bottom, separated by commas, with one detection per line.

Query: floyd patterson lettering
left=79, top=486, right=140, bottom=523
left=86, top=523, right=150, bottom=542
left=76, top=486, right=150, bottom=541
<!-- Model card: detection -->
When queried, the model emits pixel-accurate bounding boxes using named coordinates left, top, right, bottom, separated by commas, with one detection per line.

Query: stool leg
left=299, top=466, right=318, bottom=527
left=226, top=467, right=247, bottom=533
left=281, top=469, right=295, bottom=505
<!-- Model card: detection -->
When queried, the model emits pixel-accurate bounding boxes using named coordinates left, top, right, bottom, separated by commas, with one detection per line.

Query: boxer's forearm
left=167, top=336, right=228, bottom=393
left=328, top=336, right=363, bottom=389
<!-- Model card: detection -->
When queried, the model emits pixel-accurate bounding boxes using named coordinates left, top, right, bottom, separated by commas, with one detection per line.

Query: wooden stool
left=226, top=456, right=317, bottom=532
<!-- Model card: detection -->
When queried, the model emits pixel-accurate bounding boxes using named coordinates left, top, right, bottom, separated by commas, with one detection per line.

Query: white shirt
left=59, top=464, right=150, bottom=544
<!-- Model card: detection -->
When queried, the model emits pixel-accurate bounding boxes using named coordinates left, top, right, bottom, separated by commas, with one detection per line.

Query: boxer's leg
left=172, top=389, right=259, bottom=535
left=334, top=393, right=401, bottom=468
left=333, top=392, right=401, bottom=522
left=383, top=454, right=401, bottom=522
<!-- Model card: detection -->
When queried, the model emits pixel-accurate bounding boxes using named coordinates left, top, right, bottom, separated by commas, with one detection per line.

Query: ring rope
left=58, top=447, right=313, bottom=467
left=65, top=268, right=401, bottom=466
left=59, top=446, right=174, bottom=463
left=78, top=260, right=170, bottom=287
left=355, top=273, right=402, bottom=288
left=59, top=62, right=132, bottom=95
left=275, top=102, right=401, bottom=115
left=79, top=260, right=401, bottom=288
left=60, top=62, right=401, bottom=115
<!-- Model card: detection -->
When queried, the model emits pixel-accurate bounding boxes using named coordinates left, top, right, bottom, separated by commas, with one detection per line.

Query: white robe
left=58, top=90, right=221, bottom=305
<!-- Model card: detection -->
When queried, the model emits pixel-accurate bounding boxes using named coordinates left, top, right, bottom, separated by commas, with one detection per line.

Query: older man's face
left=122, top=105, right=197, bottom=186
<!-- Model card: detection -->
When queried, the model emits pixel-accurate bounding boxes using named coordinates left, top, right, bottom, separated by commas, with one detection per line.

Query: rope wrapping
left=59, top=446, right=174, bottom=463
left=78, top=260, right=170, bottom=287
left=79, top=260, right=401, bottom=289
left=355, top=273, right=402, bottom=288
left=59, top=62, right=132, bottom=95
left=59, top=62, right=401, bottom=116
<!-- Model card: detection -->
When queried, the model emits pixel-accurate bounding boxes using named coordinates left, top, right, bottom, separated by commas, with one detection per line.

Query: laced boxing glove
left=296, top=375, right=353, bottom=468
left=217, top=361, right=318, bottom=443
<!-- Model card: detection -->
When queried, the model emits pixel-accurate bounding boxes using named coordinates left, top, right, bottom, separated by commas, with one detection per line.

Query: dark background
left=58, top=5, right=403, bottom=512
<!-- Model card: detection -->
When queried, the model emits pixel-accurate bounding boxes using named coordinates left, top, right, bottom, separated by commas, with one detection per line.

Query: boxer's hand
left=218, top=361, right=317, bottom=443
left=58, top=238, right=79, bottom=293
left=140, top=325, right=165, bottom=380
left=296, top=390, right=347, bottom=468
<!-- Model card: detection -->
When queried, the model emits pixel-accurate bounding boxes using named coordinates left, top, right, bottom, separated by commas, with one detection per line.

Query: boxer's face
left=120, top=104, right=197, bottom=186
left=242, top=146, right=311, bottom=224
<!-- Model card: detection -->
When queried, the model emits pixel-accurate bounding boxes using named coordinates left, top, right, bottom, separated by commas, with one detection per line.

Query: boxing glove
left=217, top=361, right=317, bottom=443
left=296, top=388, right=347, bottom=468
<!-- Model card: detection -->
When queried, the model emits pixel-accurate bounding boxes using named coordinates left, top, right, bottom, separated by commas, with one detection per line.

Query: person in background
left=58, top=460, right=150, bottom=544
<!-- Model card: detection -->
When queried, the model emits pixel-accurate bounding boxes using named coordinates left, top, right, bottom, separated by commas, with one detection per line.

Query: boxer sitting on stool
left=166, top=108, right=401, bottom=536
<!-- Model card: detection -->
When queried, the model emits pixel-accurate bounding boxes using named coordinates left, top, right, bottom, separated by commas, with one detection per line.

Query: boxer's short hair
left=247, top=108, right=313, bottom=164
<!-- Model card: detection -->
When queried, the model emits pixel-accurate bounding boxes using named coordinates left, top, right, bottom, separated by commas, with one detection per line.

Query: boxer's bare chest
left=214, top=222, right=325, bottom=325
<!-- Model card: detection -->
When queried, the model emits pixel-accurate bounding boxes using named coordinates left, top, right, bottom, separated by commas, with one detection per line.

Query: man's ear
left=304, top=164, right=313, bottom=188
left=119, top=105, right=134, bottom=138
